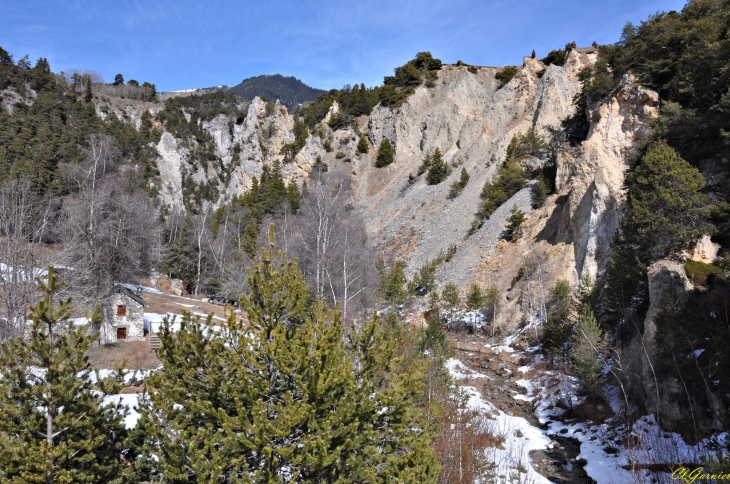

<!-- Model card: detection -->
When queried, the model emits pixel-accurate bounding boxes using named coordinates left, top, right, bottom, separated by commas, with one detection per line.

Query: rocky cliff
left=138, top=49, right=659, bottom=333
left=350, top=50, right=658, bottom=331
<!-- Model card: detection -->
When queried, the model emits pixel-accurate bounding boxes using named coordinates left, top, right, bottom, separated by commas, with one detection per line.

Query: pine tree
left=421, top=309, right=448, bottom=357
left=448, top=168, right=469, bottom=199
left=532, top=172, right=550, bottom=208
left=465, top=283, right=484, bottom=329
left=542, top=279, right=574, bottom=356
left=356, top=134, right=369, bottom=154
left=375, top=138, right=395, bottom=167
left=441, top=283, right=461, bottom=327
left=381, top=259, right=407, bottom=305
left=84, top=76, right=93, bottom=103
left=143, top=226, right=439, bottom=482
left=504, top=205, right=526, bottom=242
left=484, top=285, right=500, bottom=337
left=425, top=148, right=452, bottom=185
left=570, top=307, right=606, bottom=399
left=0, top=267, right=131, bottom=483
left=624, top=140, right=714, bottom=259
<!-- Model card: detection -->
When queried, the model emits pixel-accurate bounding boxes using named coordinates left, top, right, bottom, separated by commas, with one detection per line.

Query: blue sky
left=1, top=0, right=687, bottom=92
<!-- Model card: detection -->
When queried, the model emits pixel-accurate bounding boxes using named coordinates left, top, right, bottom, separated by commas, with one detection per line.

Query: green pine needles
left=143, top=225, right=439, bottom=483
left=375, top=138, right=395, bottom=167
left=0, top=267, right=132, bottom=483
left=418, top=149, right=452, bottom=185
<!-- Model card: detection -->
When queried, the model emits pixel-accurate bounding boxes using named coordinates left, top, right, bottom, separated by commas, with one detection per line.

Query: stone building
left=99, top=285, right=146, bottom=344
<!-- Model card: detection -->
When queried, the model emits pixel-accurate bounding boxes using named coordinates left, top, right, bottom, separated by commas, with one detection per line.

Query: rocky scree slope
left=355, top=51, right=658, bottom=332
left=107, top=50, right=659, bottom=336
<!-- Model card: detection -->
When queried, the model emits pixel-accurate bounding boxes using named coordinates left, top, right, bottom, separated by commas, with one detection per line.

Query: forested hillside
left=227, top=73, right=325, bottom=107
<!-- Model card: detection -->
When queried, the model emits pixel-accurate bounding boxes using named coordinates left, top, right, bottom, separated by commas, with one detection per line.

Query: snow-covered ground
left=448, top=335, right=728, bottom=484
left=104, top=393, right=142, bottom=429
left=447, top=357, right=552, bottom=484
left=526, top=368, right=727, bottom=484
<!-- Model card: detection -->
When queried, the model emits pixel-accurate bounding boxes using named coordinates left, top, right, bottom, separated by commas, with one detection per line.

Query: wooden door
left=117, top=327, right=127, bottom=340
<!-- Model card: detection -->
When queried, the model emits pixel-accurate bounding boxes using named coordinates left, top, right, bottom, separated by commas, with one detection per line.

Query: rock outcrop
left=136, top=49, right=658, bottom=335
left=643, top=259, right=693, bottom=352
left=556, top=75, right=659, bottom=281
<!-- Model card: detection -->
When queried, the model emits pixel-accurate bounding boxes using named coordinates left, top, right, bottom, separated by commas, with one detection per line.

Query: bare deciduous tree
left=57, top=134, right=161, bottom=305
left=0, top=177, right=53, bottom=339
left=278, top=172, right=376, bottom=320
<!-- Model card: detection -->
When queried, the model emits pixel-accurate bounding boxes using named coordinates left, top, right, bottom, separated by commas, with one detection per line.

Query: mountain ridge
left=226, top=74, right=325, bottom=107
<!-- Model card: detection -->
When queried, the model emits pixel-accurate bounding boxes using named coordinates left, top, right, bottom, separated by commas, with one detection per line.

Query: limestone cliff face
left=350, top=52, right=658, bottom=332
left=144, top=50, right=658, bottom=335
left=556, top=75, right=659, bottom=281
left=152, top=97, right=327, bottom=211
left=357, top=52, right=590, bottom=286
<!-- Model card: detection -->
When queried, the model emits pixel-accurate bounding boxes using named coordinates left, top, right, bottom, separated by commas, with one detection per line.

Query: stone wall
left=100, top=292, right=145, bottom=345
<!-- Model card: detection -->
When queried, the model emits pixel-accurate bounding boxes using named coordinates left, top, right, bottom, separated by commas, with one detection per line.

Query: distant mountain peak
left=227, top=74, right=325, bottom=107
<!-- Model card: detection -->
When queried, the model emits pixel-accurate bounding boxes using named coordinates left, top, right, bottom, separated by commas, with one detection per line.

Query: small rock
left=515, top=429, right=524, bottom=438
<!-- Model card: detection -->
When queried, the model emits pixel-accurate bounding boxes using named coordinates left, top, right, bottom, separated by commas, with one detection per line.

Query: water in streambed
left=449, top=334, right=595, bottom=484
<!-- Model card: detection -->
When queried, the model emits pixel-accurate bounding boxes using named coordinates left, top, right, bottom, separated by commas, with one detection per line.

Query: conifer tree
left=465, top=283, right=484, bottom=329
left=381, top=259, right=407, bottom=306
left=375, top=138, right=395, bottom=167
left=532, top=172, right=550, bottom=208
left=542, top=279, right=574, bottom=356
left=504, top=205, right=526, bottom=242
left=143, top=226, right=439, bottom=482
left=0, top=267, right=130, bottom=483
left=448, top=168, right=469, bottom=199
left=624, top=140, right=714, bottom=258
left=425, top=148, right=452, bottom=185
left=356, top=134, right=369, bottom=154
left=570, top=307, right=606, bottom=399
left=441, top=283, right=461, bottom=326
left=84, top=76, right=93, bottom=103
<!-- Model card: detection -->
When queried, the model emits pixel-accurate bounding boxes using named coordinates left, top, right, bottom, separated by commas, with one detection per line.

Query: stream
left=451, top=334, right=596, bottom=484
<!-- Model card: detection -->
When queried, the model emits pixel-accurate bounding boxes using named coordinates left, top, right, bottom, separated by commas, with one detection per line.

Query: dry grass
left=86, top=338, right=161, bottom=370
left=141, top=291, right=234, bottom=322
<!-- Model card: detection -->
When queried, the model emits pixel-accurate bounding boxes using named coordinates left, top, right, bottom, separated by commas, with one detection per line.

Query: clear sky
left=1, top=0, right=687, bottom=92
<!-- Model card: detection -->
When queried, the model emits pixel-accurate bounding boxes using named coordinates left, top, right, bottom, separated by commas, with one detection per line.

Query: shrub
left=280, top=118, right=309, bottom=161
left=323, top=139, right=333, bottom=152
left=312, top=155, right=329, bottom=174
left=335, top=151, right=346, bottom=159
left=357, top=134, right=369, bottom=154
left=495, top=66, right=519, bottom=87
left=684, top=260, right=723, bottom=287
left=375, top=138, right=395, bottom=167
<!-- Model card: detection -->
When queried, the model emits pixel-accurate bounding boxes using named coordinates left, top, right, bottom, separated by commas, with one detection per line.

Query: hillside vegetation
left=227, top=73, right=325, bottom=107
